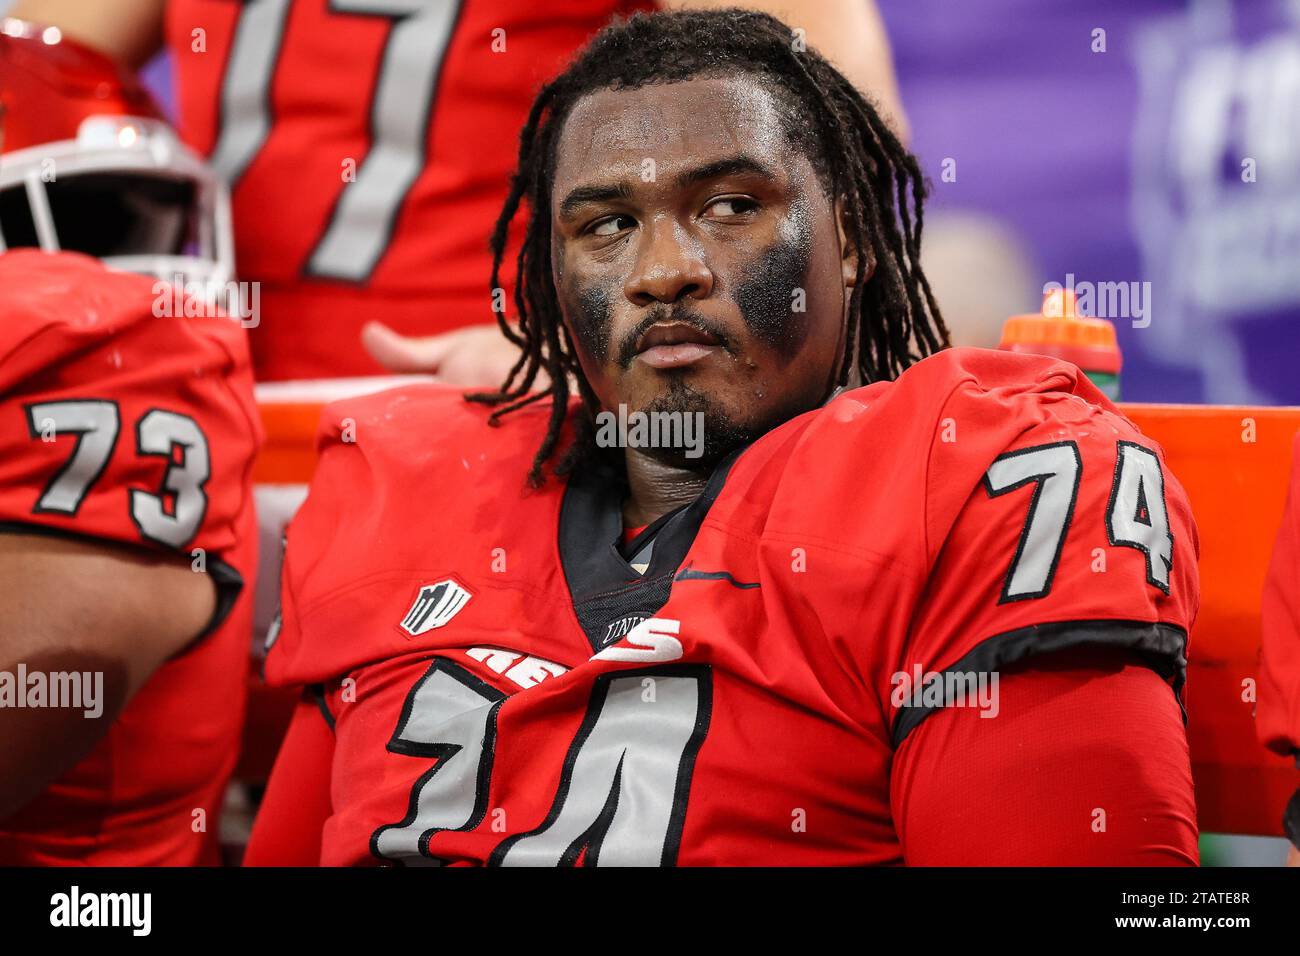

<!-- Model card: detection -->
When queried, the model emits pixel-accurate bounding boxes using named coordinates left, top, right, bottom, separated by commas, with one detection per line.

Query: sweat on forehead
left=548, top=73, right=833, bottom=196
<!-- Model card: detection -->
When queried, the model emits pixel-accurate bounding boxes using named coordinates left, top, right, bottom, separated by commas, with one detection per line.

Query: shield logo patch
left=399, top=580, right=472, bottom=636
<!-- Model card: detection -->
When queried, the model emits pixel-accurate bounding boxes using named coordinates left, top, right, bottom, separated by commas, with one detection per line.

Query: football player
left=11, top=0, right=909, bottom=383
left=247, top=10, right=1198, bottom=866
left=0, top=22, right=260, bottom=864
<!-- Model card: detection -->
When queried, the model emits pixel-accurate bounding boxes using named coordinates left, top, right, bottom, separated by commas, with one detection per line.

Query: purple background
left=878, top=0, right=1300, bottom=404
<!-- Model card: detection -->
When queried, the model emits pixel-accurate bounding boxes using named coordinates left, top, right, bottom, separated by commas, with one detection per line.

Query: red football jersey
left=166, top=0, right=652, bottom=381
left=264, top=348, right=1198, bottom=865
left=0, top=250, right=261, bottom=865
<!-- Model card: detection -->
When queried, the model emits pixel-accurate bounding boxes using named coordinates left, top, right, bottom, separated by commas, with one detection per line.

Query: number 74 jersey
left=267, top=348, right=1199, bottom=866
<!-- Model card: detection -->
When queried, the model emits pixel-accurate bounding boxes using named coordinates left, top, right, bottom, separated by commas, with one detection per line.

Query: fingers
left=360, top=321, right=454, bottom=373
left=359, top=321, right=545, bottom=390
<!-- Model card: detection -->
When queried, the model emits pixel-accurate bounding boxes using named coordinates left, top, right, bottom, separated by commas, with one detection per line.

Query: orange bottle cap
left=999, top=289, right=1122, bottom=374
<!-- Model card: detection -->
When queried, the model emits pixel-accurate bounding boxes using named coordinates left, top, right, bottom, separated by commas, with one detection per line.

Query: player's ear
left=836, top=196, right=874, bottom=289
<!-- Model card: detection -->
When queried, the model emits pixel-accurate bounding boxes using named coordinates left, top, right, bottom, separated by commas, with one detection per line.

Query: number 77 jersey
left=166, top=0, right=652, bottom=380
left=266, top=348, right=1199, bottom=866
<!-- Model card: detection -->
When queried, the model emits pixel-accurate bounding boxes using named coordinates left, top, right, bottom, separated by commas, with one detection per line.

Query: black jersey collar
left=558, top=448, right=744, bottom=653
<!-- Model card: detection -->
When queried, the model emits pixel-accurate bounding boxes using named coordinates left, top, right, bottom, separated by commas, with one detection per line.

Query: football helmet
left=0, top=17, right=233, bottom=290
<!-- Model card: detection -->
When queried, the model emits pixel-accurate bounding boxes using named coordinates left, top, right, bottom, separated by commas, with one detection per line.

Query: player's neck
left=621, top=449, right=711, bottom=529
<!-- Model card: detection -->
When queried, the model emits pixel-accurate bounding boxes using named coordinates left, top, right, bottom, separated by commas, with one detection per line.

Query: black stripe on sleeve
left=890, top=619, right=1188, bottom=749
left=0, top=519, right=244, bottom=646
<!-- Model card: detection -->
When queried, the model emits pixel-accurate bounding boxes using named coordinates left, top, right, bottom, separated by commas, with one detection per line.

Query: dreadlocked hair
left=467, top=7, right=949, bottom=486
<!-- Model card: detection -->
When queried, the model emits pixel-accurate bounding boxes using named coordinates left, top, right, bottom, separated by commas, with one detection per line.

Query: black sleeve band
left=195, top=553, right=245, bottom=640
left=1284, top=788, right=1300, bottom=853
left=891, top=619, right=1188, bottom=748
left=0, top=519, right=244, bottom=646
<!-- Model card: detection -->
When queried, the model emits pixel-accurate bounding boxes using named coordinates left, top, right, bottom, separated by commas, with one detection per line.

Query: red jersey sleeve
left=893, top=645, right=1198, bottom=865
left=893, top=360, right=1199, bottom=748
left=0, top=251, right=262, bottom=621
left=1259, top=433, right=1300, bottom=764
left=244, top=689, right=336, bottom=866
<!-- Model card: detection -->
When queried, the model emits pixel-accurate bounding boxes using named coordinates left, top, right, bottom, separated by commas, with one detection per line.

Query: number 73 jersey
left=267, top=348, right=1199, bottom=866
left=0, top=250, right=261, bottom=864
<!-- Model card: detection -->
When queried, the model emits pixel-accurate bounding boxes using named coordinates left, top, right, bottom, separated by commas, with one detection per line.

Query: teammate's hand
left=1288, top=844, right=1300, bottom=867
left=361, top=321, right=537, bottom=389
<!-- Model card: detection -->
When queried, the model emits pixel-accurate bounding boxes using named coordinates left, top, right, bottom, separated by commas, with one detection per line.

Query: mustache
left=614, top=306, right=738, bottom=369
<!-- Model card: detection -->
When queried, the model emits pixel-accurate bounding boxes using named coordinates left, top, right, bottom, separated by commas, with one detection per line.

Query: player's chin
left=634, top=382, right=771, bottom=470
left=629, top=365, right=733, bottom=416
left=633, top=418, right=754, bottom=472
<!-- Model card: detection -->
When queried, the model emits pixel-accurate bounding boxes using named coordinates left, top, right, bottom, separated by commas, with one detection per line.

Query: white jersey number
left=985, top=439, right=1173, bottom=602
left=25, top=401, right=210, bottom=548
left=209, top=0, right=460, bottom=282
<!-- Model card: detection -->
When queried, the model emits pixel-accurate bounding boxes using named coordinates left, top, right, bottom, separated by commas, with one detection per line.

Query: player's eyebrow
left=557, top=155, right=779, bottom=222
left=558, top=181, right=634, bottom=220
left=671, top=155, right=778, bottom=190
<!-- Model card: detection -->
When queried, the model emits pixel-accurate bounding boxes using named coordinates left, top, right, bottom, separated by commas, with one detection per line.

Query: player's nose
left=623, top=215, right=713, bottom=307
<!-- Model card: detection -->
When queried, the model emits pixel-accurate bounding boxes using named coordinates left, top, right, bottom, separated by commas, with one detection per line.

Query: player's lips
left=633, top=321, right=722, bottom=369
